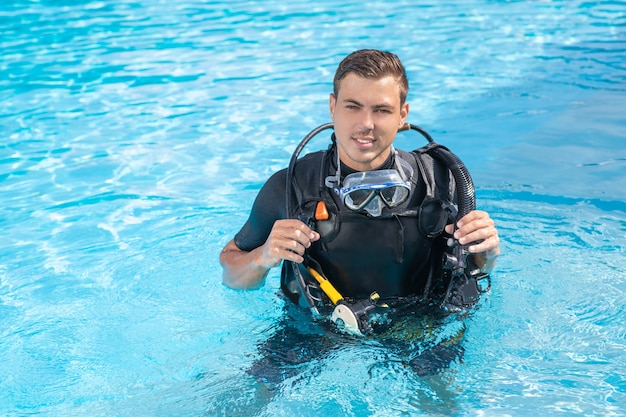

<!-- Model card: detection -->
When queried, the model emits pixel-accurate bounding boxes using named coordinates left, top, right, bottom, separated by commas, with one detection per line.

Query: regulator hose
left=286, top=123, right=334, bottom=218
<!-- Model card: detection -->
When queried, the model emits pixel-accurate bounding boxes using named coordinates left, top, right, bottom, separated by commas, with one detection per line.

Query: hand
left=257, top=219, right=320, bottom=269
left=445, top=210, right=500, bottom=259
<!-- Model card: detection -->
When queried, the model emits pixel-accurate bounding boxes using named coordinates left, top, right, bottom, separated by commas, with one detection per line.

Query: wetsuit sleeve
left=233, top=169, right=288, bottom=252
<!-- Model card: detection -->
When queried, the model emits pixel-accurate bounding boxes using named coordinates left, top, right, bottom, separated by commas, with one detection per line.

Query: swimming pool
left=1, top=0, right=625, bottom=415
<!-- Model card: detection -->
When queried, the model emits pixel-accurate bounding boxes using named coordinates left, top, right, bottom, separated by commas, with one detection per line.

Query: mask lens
left=344, top=189, right=375, bottom=209
left=379, top=186, right=410, bottom=207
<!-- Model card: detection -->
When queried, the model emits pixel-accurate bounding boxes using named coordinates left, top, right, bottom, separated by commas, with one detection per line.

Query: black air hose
left=286, top=123, right=334, bottom=217
left=429, top=145, right=476, bottom=221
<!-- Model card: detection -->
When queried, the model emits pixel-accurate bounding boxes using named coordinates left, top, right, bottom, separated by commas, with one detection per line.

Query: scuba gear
left=331, top=297, right=379, bottom=335
left=336, top=168, right=412, bottom=217
left=441, top=237, right=492, bottom=311
left=308, top=266, right=382, bottom=335
left=307, top=267, right=343, bottom=305
left=284, top=122, right=490, bottom=330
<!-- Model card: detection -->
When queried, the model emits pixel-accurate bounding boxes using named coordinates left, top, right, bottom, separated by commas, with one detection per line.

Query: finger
left=457, top=223, right=497, bottom=245
left=456, top=210, right=488, bottom=228
left=272, top=231, right=310, bottom=254
left=292, top=226, right=318, bottom=248
left=265, top=222, right=318, bottom=263
left=455, top=216, right=494, bottom=239
left=466, top=235, right=500, bottom=255
left=277, top=246, right=306, bottom=263
left=448, top=213, right=490, bottom=236
left=263, top=237, right=306, bottom=265
left=274, top=220, right=319, bottom=243
left=464, top=227, right=499, bottom=251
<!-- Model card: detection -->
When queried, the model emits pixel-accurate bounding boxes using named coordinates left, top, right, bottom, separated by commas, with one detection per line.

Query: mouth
left=353, top=137, right=375, bottom=148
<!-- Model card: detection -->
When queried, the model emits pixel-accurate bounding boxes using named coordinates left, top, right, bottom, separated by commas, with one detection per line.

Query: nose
left=358, top=110, right=374, bottom=132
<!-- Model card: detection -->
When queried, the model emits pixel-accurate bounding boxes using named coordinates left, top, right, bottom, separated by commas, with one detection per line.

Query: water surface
left=1, top=1, right=625, bottom=416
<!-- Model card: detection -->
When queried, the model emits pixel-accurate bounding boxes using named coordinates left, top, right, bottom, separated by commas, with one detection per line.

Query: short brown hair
left=333, top=49, right=409, bottom=104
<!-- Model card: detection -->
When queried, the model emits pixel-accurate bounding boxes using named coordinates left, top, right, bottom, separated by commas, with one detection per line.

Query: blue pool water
left=1, top=0, right=625, bottom=415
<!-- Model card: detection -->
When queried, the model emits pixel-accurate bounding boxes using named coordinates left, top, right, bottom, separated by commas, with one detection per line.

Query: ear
left=329, top=94, right=336, bottom=120
left=399, top=102, right=409, bottom=127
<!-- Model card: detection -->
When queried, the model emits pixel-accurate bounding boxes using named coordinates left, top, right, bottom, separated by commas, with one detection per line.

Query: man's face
left=330, top=73, right=409, bottom=171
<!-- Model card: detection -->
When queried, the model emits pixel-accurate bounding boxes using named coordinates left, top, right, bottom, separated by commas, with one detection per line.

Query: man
left=220, top=49, right=500, bottom=326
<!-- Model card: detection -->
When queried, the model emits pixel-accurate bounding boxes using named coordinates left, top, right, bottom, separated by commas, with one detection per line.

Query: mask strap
left=414, top=152, right=435, bottom=199
left=392, top=146, right=414, bottom=182
left=325, top=146, right=341, bottom=189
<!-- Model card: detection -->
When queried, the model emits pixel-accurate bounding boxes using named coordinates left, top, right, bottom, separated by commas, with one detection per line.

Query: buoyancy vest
left=280, top=143, right=456, bottom=311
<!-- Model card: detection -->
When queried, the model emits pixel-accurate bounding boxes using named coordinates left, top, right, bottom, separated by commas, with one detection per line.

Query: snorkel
left=286, top=123, right=488, bottom=332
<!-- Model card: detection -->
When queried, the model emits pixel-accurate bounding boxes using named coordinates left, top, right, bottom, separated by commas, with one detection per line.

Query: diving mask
left=325, top=146, right=414, bottom=217
left=336, top=169, right=411, bottom=216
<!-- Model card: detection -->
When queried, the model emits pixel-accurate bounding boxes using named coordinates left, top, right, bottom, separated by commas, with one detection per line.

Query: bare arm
left=219, top=239, right=272, bottom=289
left=220, top=219, right=320, bottom=290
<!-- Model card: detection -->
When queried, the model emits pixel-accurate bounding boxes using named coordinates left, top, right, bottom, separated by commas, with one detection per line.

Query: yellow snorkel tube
left=307, top=267, right=343, bottom=305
